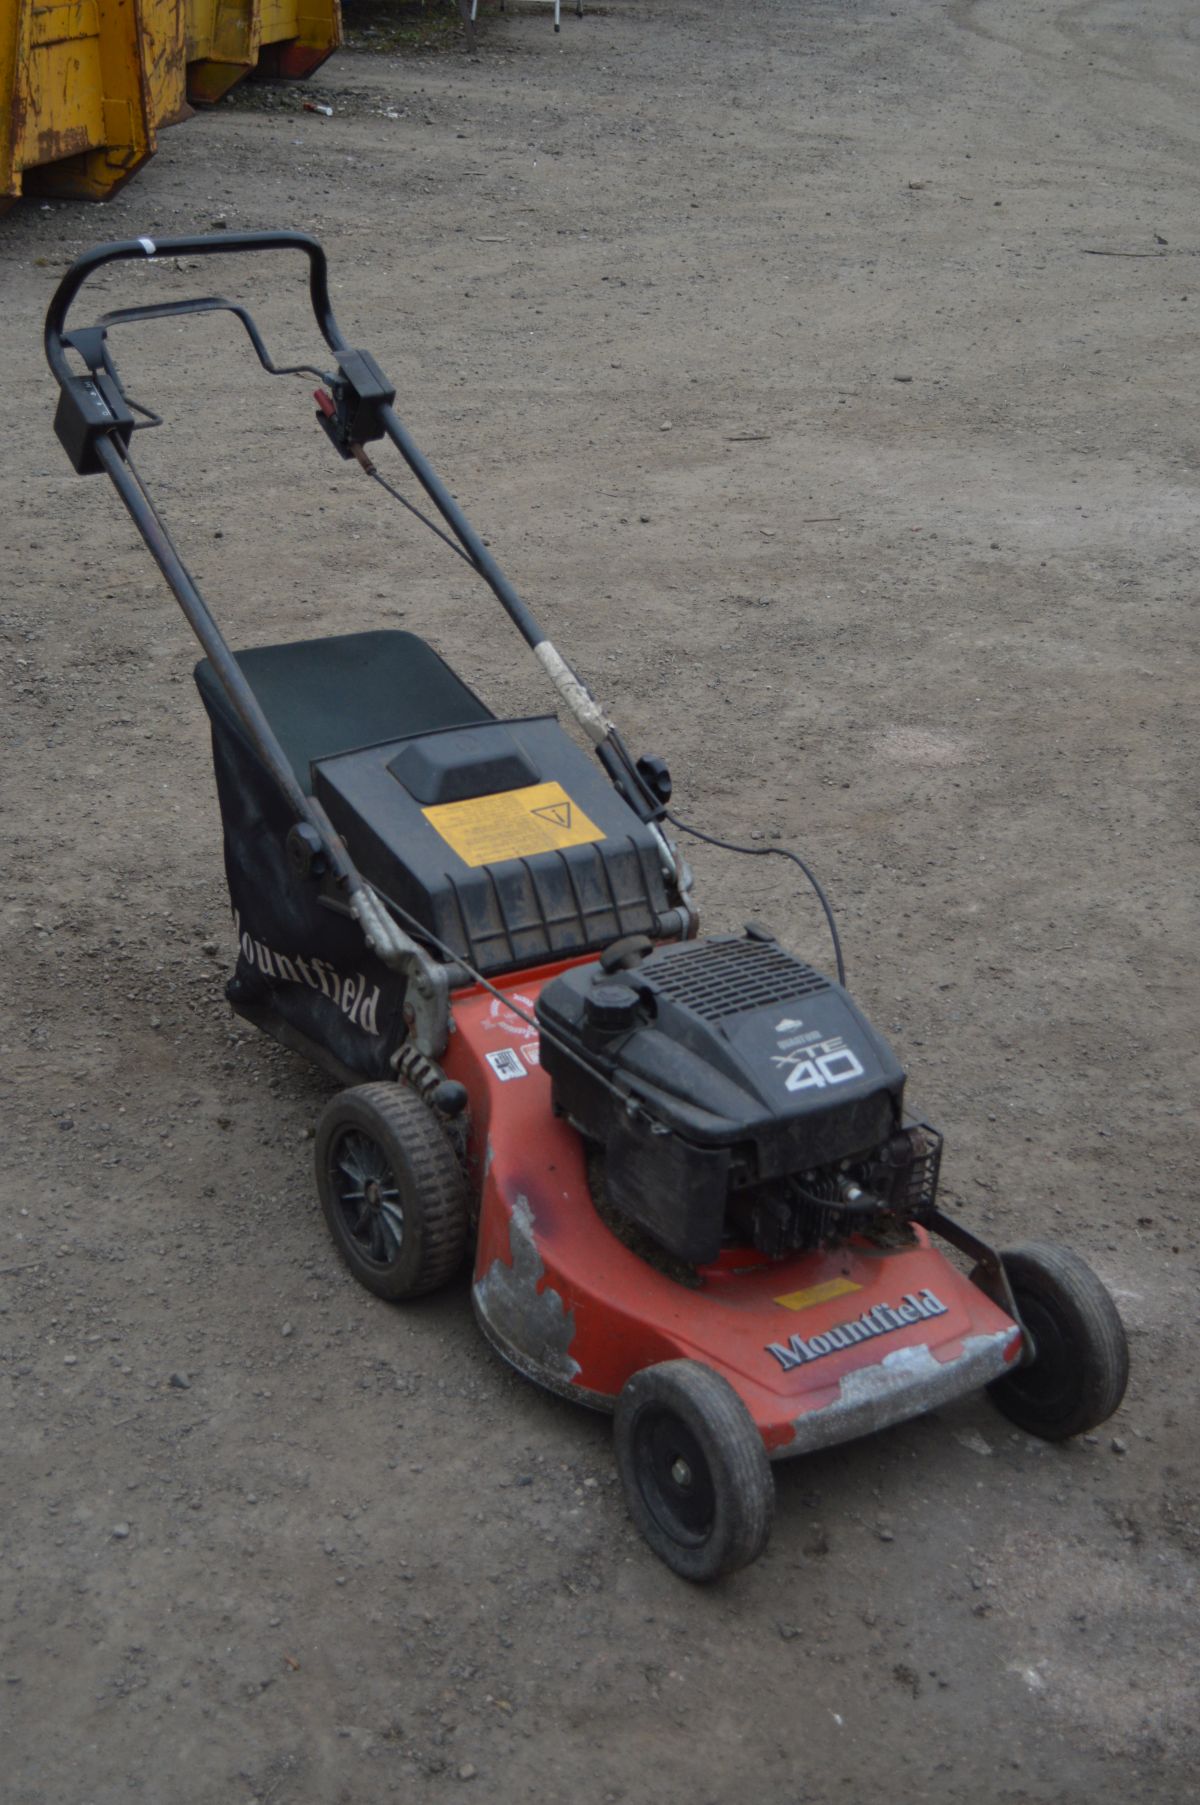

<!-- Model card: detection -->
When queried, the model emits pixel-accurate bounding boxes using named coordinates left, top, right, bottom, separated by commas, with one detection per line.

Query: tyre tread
left=987, top=1240, right=1129, bottom=1440
left=614, top=1358, right=773, bottom=1581
left=315, top=1081, right=468, bottom=1299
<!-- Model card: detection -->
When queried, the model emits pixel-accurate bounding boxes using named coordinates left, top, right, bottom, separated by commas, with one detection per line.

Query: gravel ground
left=2, top=2, right=1197, bottom=1800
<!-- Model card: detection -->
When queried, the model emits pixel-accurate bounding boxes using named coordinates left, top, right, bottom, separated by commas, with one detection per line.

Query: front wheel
left=314, top=1082, right=468, bottom=1301
left=981, top=1242, right=1129, bottom=1440
left=614, top=1360, right=774, bottom=1581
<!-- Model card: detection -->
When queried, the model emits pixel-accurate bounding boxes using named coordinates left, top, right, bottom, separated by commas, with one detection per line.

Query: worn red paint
left=443, top=960, right=1022, bottom=1457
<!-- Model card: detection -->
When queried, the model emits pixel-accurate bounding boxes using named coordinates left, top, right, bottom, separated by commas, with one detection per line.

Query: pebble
left=1111, top=1437, right=1127, bottom=1455
left=112, top=1523, right=130, bottom=1540
left=877, top=1527, right=895, bottom=1543
left=168, top=1372, right=191, bottom=1390
left=458, top=1763, right=477, bottom=1782
left=63, top=1354, right=77, bottom=1366
left=281, top=1323, right=294, bottom=1338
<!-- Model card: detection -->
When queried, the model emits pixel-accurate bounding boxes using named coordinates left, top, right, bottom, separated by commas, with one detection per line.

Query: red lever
left=313, top=387, right=336, bottom=418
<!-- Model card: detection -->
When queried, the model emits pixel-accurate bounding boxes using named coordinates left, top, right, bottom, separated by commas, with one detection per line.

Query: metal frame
left=471, top=2, right=585, bottom=33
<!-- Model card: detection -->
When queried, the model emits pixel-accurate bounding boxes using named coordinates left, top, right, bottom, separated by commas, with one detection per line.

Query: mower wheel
left=980, top=1241, right=1129, bottom=1441
left=314, top=1083, right=468, bottom=1301
left=614, top=1360, right=773, bottom=1582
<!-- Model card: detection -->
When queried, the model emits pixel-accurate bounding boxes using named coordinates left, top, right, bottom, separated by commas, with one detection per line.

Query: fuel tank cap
left=584, top=980, right=640, bottom=1035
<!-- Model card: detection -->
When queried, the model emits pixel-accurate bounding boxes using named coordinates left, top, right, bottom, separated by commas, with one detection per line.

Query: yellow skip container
left=186, top=0, right=342, bottom=106
left=1, top=0, right=157, bottom=209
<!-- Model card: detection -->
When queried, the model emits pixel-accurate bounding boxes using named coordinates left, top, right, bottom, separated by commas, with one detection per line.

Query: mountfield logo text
left=766, top=1290, right=948, bottom=1372
left=233, top=910, right=381, bottom=1034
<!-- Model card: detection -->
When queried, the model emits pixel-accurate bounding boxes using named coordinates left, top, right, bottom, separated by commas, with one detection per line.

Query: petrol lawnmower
left=45, top=233, right=1129, bottom=1580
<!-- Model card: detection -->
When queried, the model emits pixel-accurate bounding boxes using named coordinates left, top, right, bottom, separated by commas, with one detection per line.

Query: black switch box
left=54, top=372, right=135, bottom=474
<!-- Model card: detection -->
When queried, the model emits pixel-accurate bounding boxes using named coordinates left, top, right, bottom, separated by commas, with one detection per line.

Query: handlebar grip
left=43, top=230, right=346, bottom=383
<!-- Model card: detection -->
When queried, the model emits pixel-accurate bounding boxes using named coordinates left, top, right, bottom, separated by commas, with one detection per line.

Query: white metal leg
left=480, top=0, right=581, bottom=27
left=477, top=1, right=583, bottom=29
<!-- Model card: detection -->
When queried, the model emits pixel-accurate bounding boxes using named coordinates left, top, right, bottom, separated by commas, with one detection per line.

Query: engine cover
left=536, top=933, right=909, bottom=1263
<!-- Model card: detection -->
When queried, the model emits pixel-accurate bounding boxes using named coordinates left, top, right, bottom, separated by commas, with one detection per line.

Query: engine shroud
left=537, top=934, right=925, bottom=1264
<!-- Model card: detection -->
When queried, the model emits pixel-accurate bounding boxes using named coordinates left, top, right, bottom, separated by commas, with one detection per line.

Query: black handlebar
left=39, top=224, right=666, bottom=941
left=40, top=226, right=626, bottom=801
left=43, top=230, right=349, bottom=383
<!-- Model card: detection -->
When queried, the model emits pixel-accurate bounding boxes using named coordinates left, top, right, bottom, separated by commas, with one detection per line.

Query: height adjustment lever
left=313, top=349, right=395, bottom=458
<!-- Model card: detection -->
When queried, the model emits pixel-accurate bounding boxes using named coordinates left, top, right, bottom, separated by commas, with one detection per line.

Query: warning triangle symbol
left=532, top=800, right=573, bottom=828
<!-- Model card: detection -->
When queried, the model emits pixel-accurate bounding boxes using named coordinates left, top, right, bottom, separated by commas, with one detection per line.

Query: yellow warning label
left=422, top=781, right=606, bottom=868
left=774, top=1276, right=862, bottom=1313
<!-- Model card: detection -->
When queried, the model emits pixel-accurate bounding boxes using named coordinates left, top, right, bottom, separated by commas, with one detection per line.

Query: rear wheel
left=315, top=1083, right=468, bottom=1300
left=614, top=1360, right=774, bottom=1581
left=981, top=1242, right=1129, bottom=1440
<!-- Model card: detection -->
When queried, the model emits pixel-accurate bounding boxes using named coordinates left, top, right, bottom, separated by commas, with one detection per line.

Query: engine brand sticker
left=772, top=1025, right=865, bottom=1095
left=422, top=782, right=605, bottom=868
left=773, top=1276, right=862, bottom=1313
left=486, top=1048, right=528, bottom=1081
left=766, top=1290, right=948, bottom=1371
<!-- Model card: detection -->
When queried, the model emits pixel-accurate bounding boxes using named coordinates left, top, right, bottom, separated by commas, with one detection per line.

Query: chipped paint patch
left=473, top=1194, right=582, bottom=1388
left=775, top=1327, right=1017, bottom=1460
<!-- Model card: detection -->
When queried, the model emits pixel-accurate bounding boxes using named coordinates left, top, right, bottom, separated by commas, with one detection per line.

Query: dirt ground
left=2, top=1, right=1198, bottom=1799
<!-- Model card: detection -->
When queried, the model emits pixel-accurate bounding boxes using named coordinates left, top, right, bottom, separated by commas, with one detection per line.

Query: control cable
left=665, top=809, right=846, bottom=987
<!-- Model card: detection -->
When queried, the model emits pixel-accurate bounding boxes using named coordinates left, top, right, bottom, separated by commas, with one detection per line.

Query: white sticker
left=481, top=995, right=539, bottom=1042
left=138, top=236, right=157, bottom=256
left=486, top=1048, right=527, bottom=1082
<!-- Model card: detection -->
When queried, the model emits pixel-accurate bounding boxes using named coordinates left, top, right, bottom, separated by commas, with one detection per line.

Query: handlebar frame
left=43, top=229, right=349, bottom=387
left=40, top=230, right=670, bottom=1005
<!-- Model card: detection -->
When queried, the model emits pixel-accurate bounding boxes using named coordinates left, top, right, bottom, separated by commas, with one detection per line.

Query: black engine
left=536, top=931, right=941, bottom=1265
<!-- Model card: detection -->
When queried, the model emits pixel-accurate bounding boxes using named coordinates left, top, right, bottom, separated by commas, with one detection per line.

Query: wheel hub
left=634, top=1408, right=717, bottom=1545
left=331, top=1129, right=405, bottom=1267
